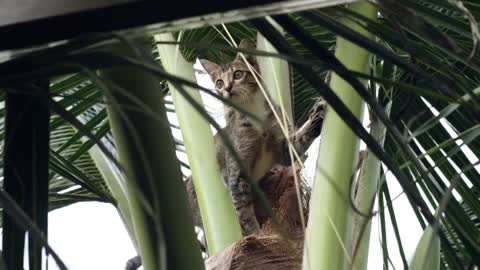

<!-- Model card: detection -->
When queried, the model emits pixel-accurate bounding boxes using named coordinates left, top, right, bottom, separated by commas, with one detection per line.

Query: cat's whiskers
left=239, top=89, right=248, bottom=104
left=224, top=105, right=233, bottom=113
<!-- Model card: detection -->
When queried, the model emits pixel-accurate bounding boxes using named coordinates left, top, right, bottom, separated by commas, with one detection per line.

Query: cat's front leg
left=293, top=97, right=327, bottom=155
left=226, top=154, right=261, bottom=235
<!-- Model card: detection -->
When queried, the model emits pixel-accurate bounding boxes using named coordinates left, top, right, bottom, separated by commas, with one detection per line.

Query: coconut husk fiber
left=206, top=164, right=308, bottom=270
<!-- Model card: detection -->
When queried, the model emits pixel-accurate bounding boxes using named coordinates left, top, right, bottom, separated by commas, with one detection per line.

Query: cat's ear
left=199, top=59, right=220, bottom=77
left=234, top=39, right=258, bottom=70
left=238, top=39, right=254, bottom=50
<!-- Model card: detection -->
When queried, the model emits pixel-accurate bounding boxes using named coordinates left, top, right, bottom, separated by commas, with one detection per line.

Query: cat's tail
left=184, top=175, right=204, bottom=229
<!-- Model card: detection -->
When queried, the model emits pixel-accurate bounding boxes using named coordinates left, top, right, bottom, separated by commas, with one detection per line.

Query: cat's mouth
left=222, top=92, right=232, bottom=99
left=223, top=90, right=239, bottom=99
left=225, top=91, right=244, bottom=102
left=221, top=88, right=248, bottom=102
left=226, top=89, right=251, bottom=103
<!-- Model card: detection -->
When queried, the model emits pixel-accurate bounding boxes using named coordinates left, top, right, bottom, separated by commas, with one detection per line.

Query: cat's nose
left=225, top=83, right=233, bottom=92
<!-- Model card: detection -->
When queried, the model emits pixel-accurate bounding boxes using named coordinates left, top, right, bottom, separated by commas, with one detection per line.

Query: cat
left=200, top=39, right=289, bottom=235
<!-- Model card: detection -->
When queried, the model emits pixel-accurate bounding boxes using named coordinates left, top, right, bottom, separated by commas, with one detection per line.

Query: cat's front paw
left=309, top=97, right=327, bottom=123
left=241, top=217, right=261, bottom=235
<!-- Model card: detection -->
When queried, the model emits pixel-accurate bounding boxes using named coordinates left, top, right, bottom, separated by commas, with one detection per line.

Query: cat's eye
left=233, top=70, right=244, bottom=80
left=216, top=80, right=224, bottom=89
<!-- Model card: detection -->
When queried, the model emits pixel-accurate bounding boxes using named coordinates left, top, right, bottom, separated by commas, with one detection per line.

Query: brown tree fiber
left=206, top=165, right=307, bottom=270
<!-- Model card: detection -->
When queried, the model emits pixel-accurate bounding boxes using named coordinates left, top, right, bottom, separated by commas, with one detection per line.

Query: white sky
left=46, top=203, right=139, bottom=270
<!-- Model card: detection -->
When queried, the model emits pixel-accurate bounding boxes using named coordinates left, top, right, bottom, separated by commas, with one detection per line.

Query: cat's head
left=200, top=39, right=260, bottom=103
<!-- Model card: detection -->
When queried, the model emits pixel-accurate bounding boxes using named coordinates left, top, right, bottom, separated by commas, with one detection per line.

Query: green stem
left=256, top=27, right=293, bottom=122
left=410, top=225, right=440, bottom=270
left=351, top=103, right=390, bottom=270
left=383, top=180, right=409, bottom=269
left=302, top=2, right=376, bottom=269
left=88, top=144, right=137, bottom=249
left=379, top=185, right=389, bottom=270
left=155, top=33, right=242, bottom=254
left=99, top=43, right=203, bottom=270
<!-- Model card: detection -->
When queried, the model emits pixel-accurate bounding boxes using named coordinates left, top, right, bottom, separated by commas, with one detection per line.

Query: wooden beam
left=0, top=0, right=356, bottom=55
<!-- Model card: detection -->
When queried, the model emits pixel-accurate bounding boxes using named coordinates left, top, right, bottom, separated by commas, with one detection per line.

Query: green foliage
left=0, top=0, right=478, bottom=269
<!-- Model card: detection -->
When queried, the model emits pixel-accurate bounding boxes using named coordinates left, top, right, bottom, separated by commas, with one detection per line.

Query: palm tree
left=0, top=0, right=479, bottom=269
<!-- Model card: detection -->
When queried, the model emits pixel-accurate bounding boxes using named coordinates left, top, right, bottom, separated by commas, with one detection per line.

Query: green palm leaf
left=0, top=1, right=479, bottom=269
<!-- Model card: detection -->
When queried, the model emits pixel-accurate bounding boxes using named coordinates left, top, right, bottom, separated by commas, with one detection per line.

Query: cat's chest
left=251, top=143, right=275, bottom=179
left=228, top=116, right=283, bottom=180
left=238, top=91, right=271, bottom=131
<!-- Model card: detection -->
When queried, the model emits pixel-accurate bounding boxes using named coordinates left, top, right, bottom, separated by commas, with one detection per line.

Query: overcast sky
left=46, top=203, right=139, bottom=270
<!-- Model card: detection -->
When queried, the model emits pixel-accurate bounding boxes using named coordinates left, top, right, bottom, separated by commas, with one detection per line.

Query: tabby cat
left=200, top=39, right=288, bottom=235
